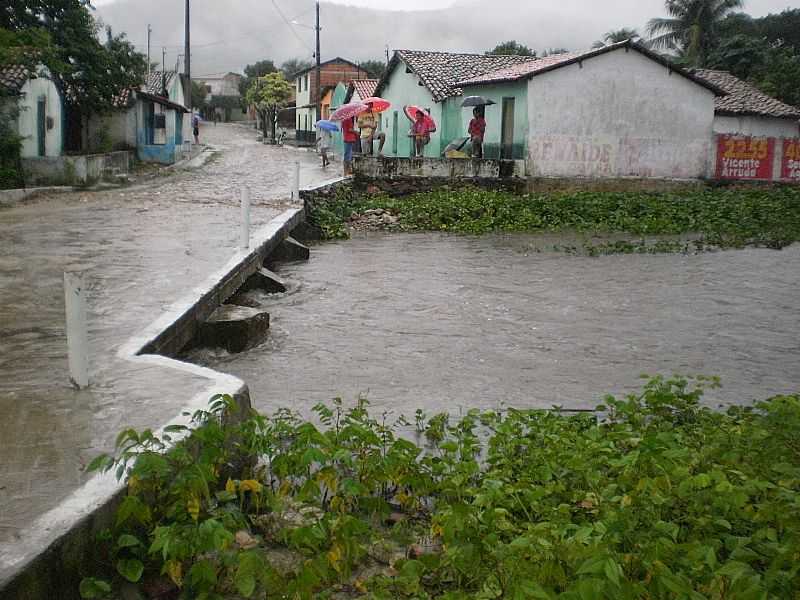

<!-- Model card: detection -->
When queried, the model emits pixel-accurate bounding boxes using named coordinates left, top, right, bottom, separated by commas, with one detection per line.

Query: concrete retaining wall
left=0, top=186, right=73, bottom=207
left=21, top=151, right=132, bottom=186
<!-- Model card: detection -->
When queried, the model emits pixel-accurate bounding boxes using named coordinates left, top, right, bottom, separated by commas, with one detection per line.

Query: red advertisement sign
left=782, top=138, right=800, bottom=182
left=715, top=135, right=774, bottom=180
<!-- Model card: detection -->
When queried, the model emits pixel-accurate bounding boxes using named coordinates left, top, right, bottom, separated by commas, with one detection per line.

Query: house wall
left=455, top=80, right=529, bottom=159
left=136, top=100, right=182, bottom=164
left=712, top=115, right=798, bottom=138
left=87, top=107, right=137, bottom=152
left=17, top=76, right=62, bottom=158
left=527, top=49, right=716, bottom=179
left=379, top=65, right=440, bottom=158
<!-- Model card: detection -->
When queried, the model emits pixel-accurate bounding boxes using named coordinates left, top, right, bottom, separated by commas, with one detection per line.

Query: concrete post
left=240, top=187, right=251, bottom=250
left=63, top=271, right=89, bottom=389
left=292, top=161, right=300, bottom=201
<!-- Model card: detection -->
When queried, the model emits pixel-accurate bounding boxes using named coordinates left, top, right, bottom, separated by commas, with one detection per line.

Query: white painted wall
left=88, top=108, right=137, bottom=151
left=17, top=75, right=62, bottom=158
left=527, top=49, right=717, bottom=179
left=294, top=73, right=313, bottom=131
left=713, top=115, right=798, bottom=138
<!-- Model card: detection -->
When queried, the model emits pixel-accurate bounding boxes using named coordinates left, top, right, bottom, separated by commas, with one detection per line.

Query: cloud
left=96, top=0, right=794, bottom=76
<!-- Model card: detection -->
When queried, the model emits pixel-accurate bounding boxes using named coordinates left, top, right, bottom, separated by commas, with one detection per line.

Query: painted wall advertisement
left=782, top=138, right=800, bottom=182
left=715, top=135, right=774, bottom=180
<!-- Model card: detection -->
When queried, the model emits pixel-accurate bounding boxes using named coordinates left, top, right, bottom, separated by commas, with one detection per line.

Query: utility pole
left=315, top=0, right=321, bottom=125
left=147, top=24, right=152, bottom=81
left=385, top=45, right=390, bottom=65
left=161, top=47, right=167, bottom=95
left=185, top=0, right=191, bottom=111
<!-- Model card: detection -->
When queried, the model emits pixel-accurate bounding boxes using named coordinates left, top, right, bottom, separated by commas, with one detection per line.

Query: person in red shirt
left=468, top=107, right=486, bottom=158
left=341, top=117, right=358, bottom=175
left=411, top=110, right=436, bottom=157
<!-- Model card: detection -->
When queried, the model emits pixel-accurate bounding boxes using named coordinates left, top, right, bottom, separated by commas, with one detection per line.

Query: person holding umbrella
left=468, top=107, right=486, bottom=158
left=357, top=102, right=386, bottom=156
left=342, top=116, right=357, bottom=175
left=411, top=109, right=436, bottom=157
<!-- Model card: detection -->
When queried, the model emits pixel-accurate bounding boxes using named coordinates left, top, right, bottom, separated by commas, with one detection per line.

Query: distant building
left=292, top=58, right=368, bottom=144
left=197, top=72, right=245, bottom=121
left=0, top=65, right=63, bottom=158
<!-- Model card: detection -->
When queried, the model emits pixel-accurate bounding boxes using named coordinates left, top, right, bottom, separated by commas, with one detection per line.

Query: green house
left=374, top=50, right=534, bottom=159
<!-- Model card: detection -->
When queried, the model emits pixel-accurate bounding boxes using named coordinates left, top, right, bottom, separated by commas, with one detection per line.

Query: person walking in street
left=342, top=116, right=357, bottom=176
left=317, top=127, right=332, bottom=168
left=192, top=113, right=200, bottom=145
left=412, top=109, right=435, bottom=157
left=468, top=107, right=486, bottom=159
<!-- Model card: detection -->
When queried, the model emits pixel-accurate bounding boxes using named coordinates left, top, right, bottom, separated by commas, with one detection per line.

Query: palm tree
left=647, top=0, right=745, bottom=67
left=592, top=28, right=641, bottom=49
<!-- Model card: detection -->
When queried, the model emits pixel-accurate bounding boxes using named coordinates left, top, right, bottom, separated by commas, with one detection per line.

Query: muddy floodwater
left=188, top=233, right=800, bottom=417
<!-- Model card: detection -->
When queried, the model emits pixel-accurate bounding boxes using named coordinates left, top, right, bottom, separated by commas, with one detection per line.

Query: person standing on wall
left=357, top=102, right=378, bottom=155
left=341, top=116, right=357, bottom=176
left=468, top=107, right=486, bottom=159
left=412, top=109, right=435, bottom=157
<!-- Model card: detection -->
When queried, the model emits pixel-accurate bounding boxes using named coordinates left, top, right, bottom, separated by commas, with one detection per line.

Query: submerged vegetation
left=81, top=377, right=800, bottom=599
left=309, top=185, right=800, bottom=254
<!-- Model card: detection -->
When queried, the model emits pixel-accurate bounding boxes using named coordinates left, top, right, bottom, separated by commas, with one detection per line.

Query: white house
left=0, top=64, right=63, bottom=158
left=457, top=41, right=724, bottom=179
left=691, top=69, right=800, bottom=182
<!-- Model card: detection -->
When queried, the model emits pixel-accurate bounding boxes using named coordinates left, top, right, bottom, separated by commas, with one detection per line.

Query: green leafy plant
left=81, top=378, right=800, bottom=598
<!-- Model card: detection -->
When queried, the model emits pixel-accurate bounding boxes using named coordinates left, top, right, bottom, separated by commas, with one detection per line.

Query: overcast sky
left=93, top=0, right=799, bottom=76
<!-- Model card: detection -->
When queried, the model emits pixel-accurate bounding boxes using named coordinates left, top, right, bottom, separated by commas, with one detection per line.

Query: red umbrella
left=404, top=105, right=436, bottom=130
left=361, top=96, right=391, bottom=112
left=330, top=102, right=368, bottom=121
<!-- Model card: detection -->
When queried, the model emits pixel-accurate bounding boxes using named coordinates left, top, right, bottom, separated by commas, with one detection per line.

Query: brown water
left=189, top=233, right=800, bottom=417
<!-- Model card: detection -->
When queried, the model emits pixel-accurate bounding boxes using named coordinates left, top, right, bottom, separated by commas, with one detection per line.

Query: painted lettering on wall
left=782, top=138, right=800, bottom=182
left=715, top=135, right=774, bottom=180
left=530, top=136, right=615, bottom=176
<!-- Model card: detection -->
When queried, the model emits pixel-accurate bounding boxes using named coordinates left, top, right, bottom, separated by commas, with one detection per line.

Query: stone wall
left=21, top=151, right=132, bottom=186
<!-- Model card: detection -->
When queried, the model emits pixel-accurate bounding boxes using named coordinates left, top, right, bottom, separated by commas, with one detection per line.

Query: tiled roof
left=377, top=50, right=536, bottom=102
left=351, top=79, right=378, bottom=101
left=457, top=40, right=724, bottom=96
left=145, top=71, right=176, bottom=95
left=690, top=69, right=800, bottom=120
left=0, top=64, right=32, bottom=93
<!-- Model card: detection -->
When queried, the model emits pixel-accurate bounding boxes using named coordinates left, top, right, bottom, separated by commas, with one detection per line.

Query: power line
left=269, top=0, right=314, bottom=53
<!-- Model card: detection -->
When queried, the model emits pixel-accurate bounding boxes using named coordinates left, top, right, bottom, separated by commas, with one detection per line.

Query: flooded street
left=191, top=233, right=800, bottom=417
left=0, top=124, right=331, bottom=546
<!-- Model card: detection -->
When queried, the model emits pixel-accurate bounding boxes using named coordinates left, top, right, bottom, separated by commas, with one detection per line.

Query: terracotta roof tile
left=352, top=79, right=378, bottom=100
left=380, top=50, right=536, bottom=102
left=691, top=69, right=800, bottom=120
left=0, top=64, right=32, bottom=93
left=145, top=71, right=176, bottom=95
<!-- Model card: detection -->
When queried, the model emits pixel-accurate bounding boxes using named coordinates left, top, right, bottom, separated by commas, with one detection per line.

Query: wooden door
left=37, top=97, right=46, bottom=156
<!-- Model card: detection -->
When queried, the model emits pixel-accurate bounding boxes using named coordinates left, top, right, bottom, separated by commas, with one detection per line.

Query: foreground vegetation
left=309, top=186, right=800, bottom=254
left=81, top=377, right=800, bottom=599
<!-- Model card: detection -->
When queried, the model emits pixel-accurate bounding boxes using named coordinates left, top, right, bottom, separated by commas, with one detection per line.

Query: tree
left=239, top=59, right=277, bottom=97
left=647, top=0, right=744, bottom=67
left=246, top=72, right=293, bottom=143
left=191, top=80, right=208, bottom=115
left=541, top=48, right=570, bottom=57
left=358, top=59, right=386, bottom=80
left=3, top=0, right=147, bottom=151
left=486, top=41, right=536, bottom=57
left=592, top=28, right=641, bottom=49
left=280, top=58, right=312, bottom=79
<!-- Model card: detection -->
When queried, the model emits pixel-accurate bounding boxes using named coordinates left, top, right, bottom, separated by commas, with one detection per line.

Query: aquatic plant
left=309, top=185, right=800, bottom=253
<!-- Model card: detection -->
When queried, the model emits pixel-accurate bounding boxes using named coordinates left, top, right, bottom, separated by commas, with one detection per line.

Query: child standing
left=316, top=127, right=333, bottom=168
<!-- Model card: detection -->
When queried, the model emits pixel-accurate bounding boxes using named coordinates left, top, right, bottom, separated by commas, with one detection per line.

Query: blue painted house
left=135, top=91, right=188, bottom=164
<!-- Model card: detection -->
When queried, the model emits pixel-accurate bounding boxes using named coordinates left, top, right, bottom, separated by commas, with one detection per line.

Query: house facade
left=293, top=58, right=368, bottom=144
left=374, top=51, right=534, bottom=159
left=458, top=42, right=722, bottom=179
left=198, top=72, right=245, bottom=121
left=691, top=69, right=800, bottom=183
left=135, top=91, right=187, bottom=164
left=0, top=65, right=63, bottom=158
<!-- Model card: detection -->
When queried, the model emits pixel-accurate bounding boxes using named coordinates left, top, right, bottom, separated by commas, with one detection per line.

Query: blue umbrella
left=316, top=119, right=339, bottom=132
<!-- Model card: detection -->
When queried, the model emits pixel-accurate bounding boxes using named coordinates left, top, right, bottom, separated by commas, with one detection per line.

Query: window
left=297, top=79, right=301, bottom=92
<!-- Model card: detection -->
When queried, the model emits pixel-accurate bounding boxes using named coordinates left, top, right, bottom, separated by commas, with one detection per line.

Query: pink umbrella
left=330, top=102, right=367, bottom=121
left=361, top=97, right=391, bottom=112
left=404, top=105, right=436, bottom=130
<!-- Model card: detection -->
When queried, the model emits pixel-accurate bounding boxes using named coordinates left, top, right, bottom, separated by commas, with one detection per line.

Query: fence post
left=240, top=186, right=251, bottom=250
left=292, top=161, right=300, bottom=201
left=64, top=271, right=89, bottom=389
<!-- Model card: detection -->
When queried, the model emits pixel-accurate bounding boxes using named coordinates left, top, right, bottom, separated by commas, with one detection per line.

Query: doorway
left=500, top=97, right=515, bottom=159
left=37, top=97, right=46, bottom=156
